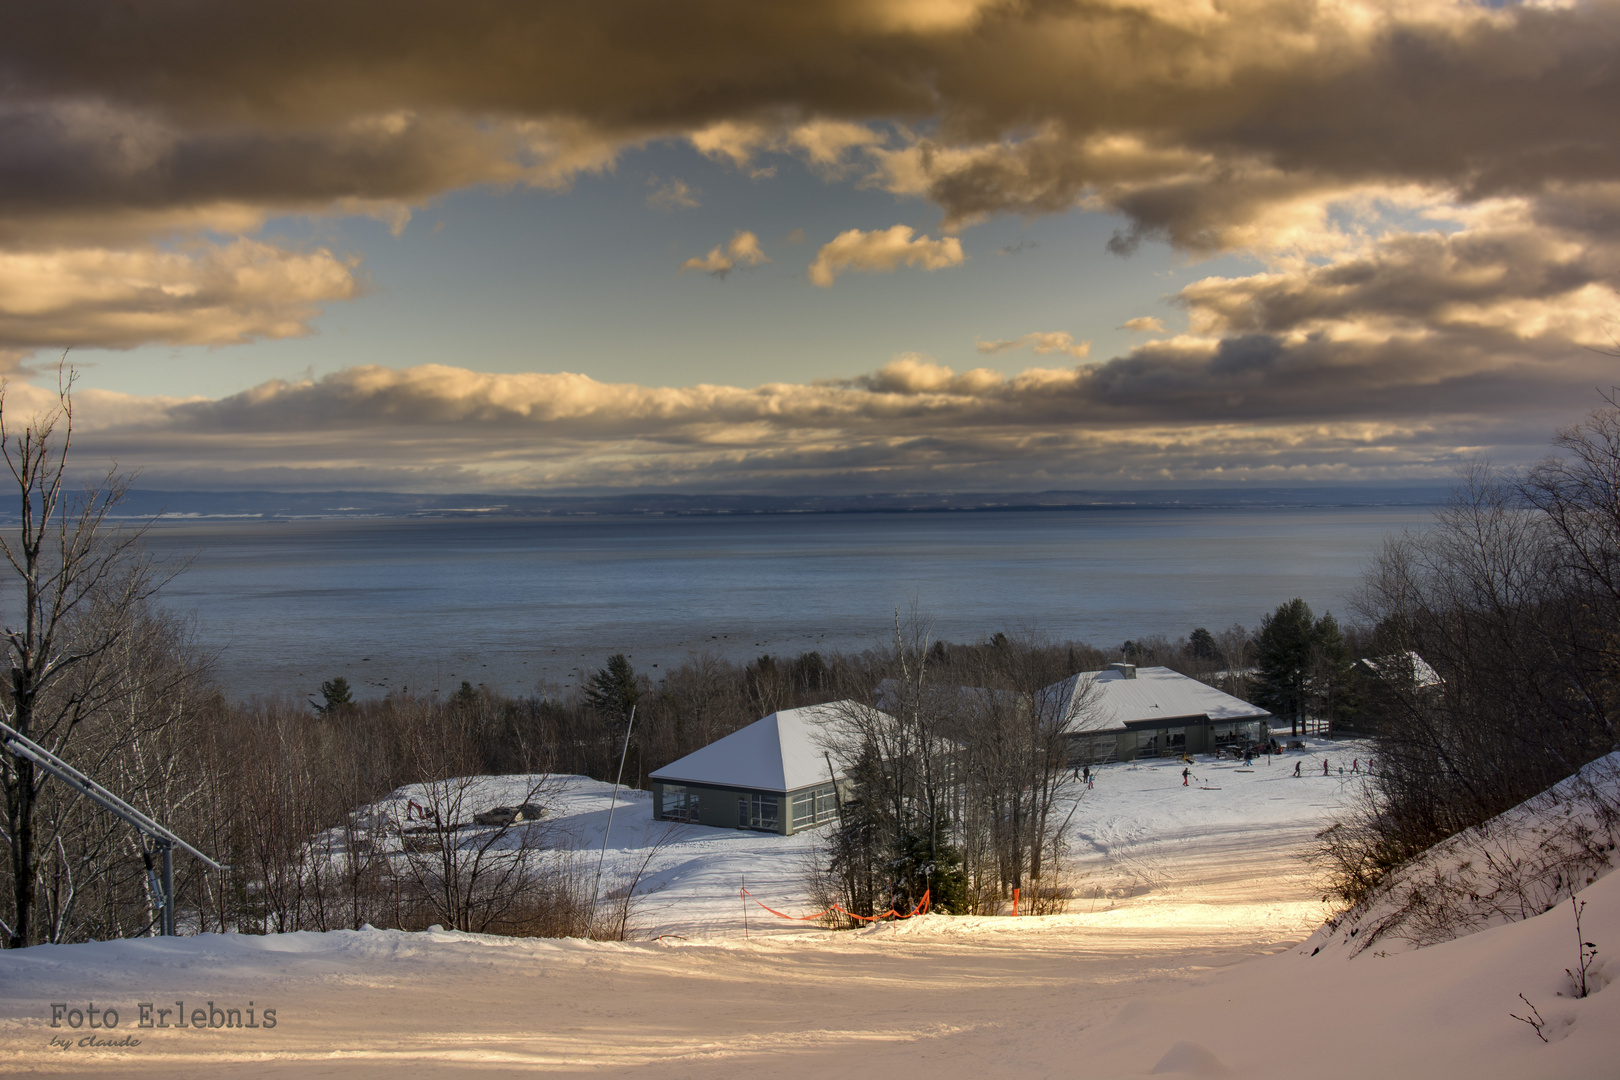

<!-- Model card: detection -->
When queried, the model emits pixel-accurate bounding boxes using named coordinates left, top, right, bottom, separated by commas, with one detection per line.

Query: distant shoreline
left=70, top=484, right=1450, bottom=523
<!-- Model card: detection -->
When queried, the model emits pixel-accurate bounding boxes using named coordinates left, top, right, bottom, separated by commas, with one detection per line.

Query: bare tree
left=0, top=378, right=169, bottom=948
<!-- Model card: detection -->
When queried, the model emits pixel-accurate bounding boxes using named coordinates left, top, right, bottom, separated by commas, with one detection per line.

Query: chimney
left=1109, top=662, right=1137, bottom=679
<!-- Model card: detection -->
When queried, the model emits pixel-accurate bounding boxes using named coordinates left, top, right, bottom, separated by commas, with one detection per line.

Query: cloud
left=1121, top=317, right=1166, bottom=333
left=2, top=0, right=1619, bottom=430
left=0, top=0, right=1616, bottom=258
left=0, top=239, right=360, bottom=350
left=975, top=332, right=1090, bottom=359
left=61, top=255, right=1613, bottom=492
left=690, top=119, right=886, bottom=179
left=1173, top=199, right=1620, bottom=347
left=808, top=225, right=964, bottom=287
left=680, top=231, right=769, bottom=278
left=646, top=176, right=701, bottom=210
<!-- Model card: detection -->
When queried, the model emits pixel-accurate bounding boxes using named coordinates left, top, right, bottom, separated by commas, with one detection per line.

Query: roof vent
left=1109, top=662, right=1137, bottom=679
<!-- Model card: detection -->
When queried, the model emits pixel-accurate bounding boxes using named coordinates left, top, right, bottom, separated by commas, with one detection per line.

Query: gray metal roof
left=1050, top=665, right=1270, bottom=733
left=648, top=703, right=856, bottom=793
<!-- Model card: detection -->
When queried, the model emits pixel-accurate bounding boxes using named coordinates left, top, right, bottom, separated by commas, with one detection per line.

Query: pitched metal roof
left=1049, top=665, right=1270, bottom=733
left=648, top=703, right=857, bottom=793
left=1358, top=650, right=1443, bottom=689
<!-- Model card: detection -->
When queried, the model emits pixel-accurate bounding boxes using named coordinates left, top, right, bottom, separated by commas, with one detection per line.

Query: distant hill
left=66, top=484, right=1452, bottom=521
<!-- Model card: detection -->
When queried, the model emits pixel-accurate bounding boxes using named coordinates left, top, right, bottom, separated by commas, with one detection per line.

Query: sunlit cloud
left=646, top=175, right=701, bottom=210
left=808, top=225, right=964, bottom=287
left=0, top=0, right=1617, bottom=492
left=0, top=239, right=359, bottom=350
left=976, top=332, right=1091, bottom=359
left=679, top=231, right=770, bottom=278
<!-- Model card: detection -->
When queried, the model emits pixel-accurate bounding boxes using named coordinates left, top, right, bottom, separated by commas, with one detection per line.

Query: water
left=137, top=506, right=1432, bottom=701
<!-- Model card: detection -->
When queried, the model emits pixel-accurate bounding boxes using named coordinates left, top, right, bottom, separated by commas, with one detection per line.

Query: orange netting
left=740, top=885, right=931, bottom=923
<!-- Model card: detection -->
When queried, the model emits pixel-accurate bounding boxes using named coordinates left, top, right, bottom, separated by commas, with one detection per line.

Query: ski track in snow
left=10, top=738, right=1499, bottom=1080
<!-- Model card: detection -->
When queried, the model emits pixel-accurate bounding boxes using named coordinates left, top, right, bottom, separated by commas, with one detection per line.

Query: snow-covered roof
left=1357, top=650, right=1443, bottom=689
left=1049, top=665, right=1270, bottom=734
left=649, top=704, right=857, bottom=793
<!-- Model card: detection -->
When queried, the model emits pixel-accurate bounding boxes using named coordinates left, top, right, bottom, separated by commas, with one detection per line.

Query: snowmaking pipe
left=591, top=703, right=636, bottom=914
left=0, top=718, right=226, bottom=936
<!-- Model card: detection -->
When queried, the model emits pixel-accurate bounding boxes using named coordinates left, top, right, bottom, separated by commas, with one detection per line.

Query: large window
left=739, top=794, right=779, bottom=830
left=662, top=784, right=698, bottom=822
left=790, top=784, right=839, bottom=830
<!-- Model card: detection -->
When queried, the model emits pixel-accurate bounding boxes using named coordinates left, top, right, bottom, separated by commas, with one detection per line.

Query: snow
left=1305, top=749, right=1620, bottom=959
left=647, top=703, right=855, bottom=792
left=6, top=739, right=1616, bottom=1078
left=1052, top=665, right=1271, bottom=733
left=453, top=737, right=1367, bottom=940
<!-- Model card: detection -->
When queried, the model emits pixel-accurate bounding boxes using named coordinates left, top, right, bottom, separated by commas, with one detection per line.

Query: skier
left=1293, top=761, right=1302, bottom=777
left=1182, top=766, right=1191, bottom=786
left=1323, top=758, right=1330, bottom=776
left=1352, top=758, right=1359, bottom=773
left=1082, top=764, right=1091, bottom=785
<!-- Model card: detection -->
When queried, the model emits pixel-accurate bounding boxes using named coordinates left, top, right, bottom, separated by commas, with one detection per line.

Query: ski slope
left=15, top=739, right=1610, bottom=1079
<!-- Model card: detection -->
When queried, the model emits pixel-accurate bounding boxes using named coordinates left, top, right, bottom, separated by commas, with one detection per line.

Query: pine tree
left=1253, top=599, right=1359, bottom=736
left=1189, top=627, right=1218, bottom=661
left=316, top=676, right=355, bottom=714
left=583, top=654, right=640, bottom=724
left=1253, top=599, right=1316, bottom=735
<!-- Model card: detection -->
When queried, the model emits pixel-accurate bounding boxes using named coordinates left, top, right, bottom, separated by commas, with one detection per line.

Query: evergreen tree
left=1253, top=600, right=1359, bottom=736
left=1253, top=599, right=1316, bottom=735
left=316, top=676, right=355, bottom=714
left=894, top=818, right=968, bottom=915
left=1189, top=627, right=1218, bottom=661
left=1307, top=612, right=1360, bottom=737
left=583, top=654, right=640, bottom=724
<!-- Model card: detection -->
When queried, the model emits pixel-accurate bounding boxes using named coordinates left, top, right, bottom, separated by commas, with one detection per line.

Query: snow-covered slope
left=4, top=741, right=1616, bottom=1078
left=1, top=850, right=1614, bottom=1078
left=1305, top=751, right=1620, bottom=960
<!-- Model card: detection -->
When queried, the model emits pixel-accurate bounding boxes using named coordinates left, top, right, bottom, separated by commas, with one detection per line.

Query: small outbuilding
left=1050, top=663, right=1271, bottom=763
left=649, top=703, right=857, bottom=835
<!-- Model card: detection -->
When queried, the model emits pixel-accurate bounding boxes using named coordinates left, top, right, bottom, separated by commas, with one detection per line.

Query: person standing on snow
left=1182, top=766, right=1191, bottom=786
left=1323, top=758, right=1330, bottom=776
left=1293, top=760, right=1302, bottom=777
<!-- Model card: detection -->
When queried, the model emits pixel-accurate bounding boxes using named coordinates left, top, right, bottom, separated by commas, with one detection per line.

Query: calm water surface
left=140, top=507, right=1432, bottom=700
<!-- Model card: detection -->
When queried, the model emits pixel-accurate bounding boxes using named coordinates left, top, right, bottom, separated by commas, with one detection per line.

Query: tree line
left=1317, top=398, right=1620, bottom=906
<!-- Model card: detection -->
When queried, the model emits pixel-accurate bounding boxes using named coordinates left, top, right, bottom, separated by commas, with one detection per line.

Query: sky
left=1, top=0, right=1618, bottom=494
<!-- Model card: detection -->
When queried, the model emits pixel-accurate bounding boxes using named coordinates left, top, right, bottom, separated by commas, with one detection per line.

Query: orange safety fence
left=740, top=885, right=930, bottom=923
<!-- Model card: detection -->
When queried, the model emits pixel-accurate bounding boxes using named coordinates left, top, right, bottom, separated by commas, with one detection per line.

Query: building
left=1344, top=649, right=1443, bottom=734
left=1048, top=663, right=1271, bottom=763
left=649, top=703, right=861, bottom=835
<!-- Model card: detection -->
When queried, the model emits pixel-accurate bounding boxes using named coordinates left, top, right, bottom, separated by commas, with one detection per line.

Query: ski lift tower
left=0, top=719, right=227, bottom=936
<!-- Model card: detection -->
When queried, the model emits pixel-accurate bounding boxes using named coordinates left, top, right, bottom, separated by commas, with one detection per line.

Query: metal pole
left=160, top=844, right=175, bottom=936
left=591, top=704, right=636, bottom=913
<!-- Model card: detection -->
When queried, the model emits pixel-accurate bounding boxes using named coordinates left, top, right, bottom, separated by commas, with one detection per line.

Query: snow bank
left=1075, top=867, right=1620, bottom=1080
left=1305, top=751, right=1620, bottom=960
